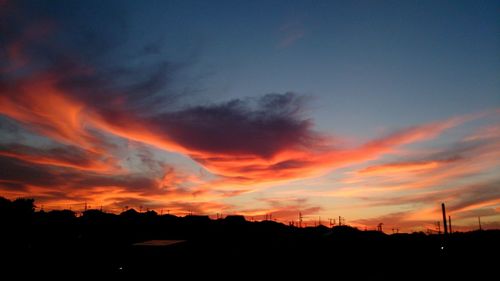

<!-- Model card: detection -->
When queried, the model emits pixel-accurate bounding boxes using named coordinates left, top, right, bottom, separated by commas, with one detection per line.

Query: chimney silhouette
left=441, top=203, right=448, bottom=235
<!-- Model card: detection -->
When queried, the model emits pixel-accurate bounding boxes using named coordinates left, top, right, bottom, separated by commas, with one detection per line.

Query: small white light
left=119, top=266, right=123, bottom=270
left=440, top=246, right=444, bottom=250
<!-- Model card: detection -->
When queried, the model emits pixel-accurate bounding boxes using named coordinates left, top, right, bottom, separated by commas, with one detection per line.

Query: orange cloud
left=0, top=74, right=488, bottom=195
left=335, top=121, right=500, bottom=194
left=359, top=161, right=441, bottom=175
left=0, top=75, right=98, bottom=151
left=357, top=156, right=465, bottom=176
left=0, top=144, right=119, bottom=173
left=189, top=114, right=481, bottom=186
left=353, top=199, right=500, bottom=233
left=2, top=54, right=490, bottom=193
left=451, top=199, right=500, bottom=214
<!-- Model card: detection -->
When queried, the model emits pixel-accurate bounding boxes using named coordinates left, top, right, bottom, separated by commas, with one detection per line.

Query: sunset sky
left=1, top=0, right=499, bottom=232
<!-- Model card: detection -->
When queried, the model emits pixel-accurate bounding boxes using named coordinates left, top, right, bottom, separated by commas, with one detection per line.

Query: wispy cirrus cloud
left=277, top=21, right=306, bottom=48
left=331, top=121, right=500, bottom=194
left=0, top=153, right=227, bottom=213
left=357, top=157, right=460, bottom=176
left=0, top=143, right=120, bottom=173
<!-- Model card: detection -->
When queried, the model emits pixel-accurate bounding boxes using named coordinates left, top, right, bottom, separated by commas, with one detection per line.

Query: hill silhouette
left=0, top=197, right=497, bottom=279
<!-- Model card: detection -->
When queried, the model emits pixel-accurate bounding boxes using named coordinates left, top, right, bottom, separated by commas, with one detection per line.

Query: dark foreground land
left=1, top=198, right=498, bottom=279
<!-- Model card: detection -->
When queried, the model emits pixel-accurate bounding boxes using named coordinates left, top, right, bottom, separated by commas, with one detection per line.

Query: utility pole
left=338, top=216, right=342, bottom=226
left=478, top=216, right=482, bottom=231
left=299, top=212, right=303, bottom=228
left=441, top=203, right=448, bottom=235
